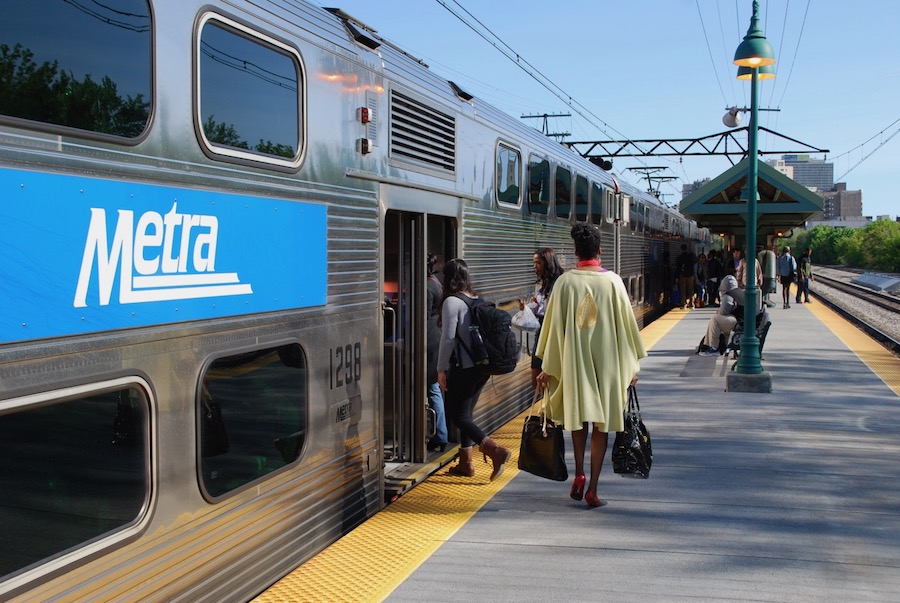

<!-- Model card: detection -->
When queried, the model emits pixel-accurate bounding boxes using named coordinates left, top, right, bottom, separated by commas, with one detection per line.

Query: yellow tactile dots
left=252, top=419, right=523, bottom=602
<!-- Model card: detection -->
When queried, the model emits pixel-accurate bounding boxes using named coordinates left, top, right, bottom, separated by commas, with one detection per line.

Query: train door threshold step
left=384, top=448, right=457, bottom=503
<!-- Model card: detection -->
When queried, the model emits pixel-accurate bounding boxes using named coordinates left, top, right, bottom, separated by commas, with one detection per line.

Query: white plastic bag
left=512, top=305, right=540, bottom=331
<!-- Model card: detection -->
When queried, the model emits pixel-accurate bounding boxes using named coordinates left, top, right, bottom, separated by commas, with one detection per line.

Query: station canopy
left=679, top=157, right=823, bottom=237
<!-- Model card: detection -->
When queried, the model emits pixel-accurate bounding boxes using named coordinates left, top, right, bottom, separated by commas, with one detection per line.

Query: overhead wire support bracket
left=565, top=127, right=829, bottom=166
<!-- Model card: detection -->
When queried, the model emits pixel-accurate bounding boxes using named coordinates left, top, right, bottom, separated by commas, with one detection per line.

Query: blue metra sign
left=1, top=167, right=327, bottom=343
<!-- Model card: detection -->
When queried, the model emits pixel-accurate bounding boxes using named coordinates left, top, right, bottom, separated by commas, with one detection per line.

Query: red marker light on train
left=358, top=107, right=371, bottom=123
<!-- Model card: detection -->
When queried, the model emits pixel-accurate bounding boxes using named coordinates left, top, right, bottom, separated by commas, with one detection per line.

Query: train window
left=573, top=175, right=589, bottom=222
left=527, top=156, right=551, bottom=215
left=199, top=344, right=308, bottom=499
left=496, top=143, right=521, bottom=207
left=638, top=203, right=649, bottom=233
left=554, top=166, right=572, bottom=220
left=0, top=382, right=150, bottom=579
left=198, top=15, right=303, bottom=167
left=590, top=183, right=604, bottom=224
left=0, top=0, right=151, bottom=138
left=604, top=189, right=616, bottom=223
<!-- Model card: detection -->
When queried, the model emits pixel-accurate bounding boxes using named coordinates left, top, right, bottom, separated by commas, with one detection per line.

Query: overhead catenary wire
left=834, top=118, right=900, bottom=181
left=436, top=1, right=629, bottom=142
left=435, top=0, right=692, bottom=192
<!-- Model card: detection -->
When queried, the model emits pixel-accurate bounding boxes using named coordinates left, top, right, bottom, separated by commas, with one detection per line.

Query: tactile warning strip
left=251, top=418, right=524, bottom=602
left=807, top=300, right=900, bottom=396
left=252, top=315, right=682, bottom=602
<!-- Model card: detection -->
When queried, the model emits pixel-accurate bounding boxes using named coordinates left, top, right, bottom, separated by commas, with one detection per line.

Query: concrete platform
left=257, top=300, right=900, bottom=603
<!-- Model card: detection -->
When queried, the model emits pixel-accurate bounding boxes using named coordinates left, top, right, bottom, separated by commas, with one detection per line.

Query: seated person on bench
left=697, top=275, right=766, bottom=356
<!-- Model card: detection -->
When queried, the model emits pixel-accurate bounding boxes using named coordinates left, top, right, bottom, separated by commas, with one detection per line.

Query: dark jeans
left=796, top=276, right=810, bottom=302
left=445, top=365, right=489, bottom=448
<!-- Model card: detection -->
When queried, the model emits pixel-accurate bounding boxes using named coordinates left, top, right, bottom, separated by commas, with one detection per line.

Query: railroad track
left=813, top=274, right=900, bottom=314
left=811, top=274, right=900, bottom=354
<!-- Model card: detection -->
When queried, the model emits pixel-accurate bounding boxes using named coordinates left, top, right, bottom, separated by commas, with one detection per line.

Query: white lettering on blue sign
left=74, top=202, right=252, bottom=307
left=2, top=167, right=328, bottom=343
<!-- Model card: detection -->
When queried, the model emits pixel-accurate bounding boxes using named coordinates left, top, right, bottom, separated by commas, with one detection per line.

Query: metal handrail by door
left=382, top=300, right=399, bottom=461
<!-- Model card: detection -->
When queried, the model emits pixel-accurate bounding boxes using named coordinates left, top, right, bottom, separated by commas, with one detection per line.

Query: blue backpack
left=455, top=294, right=519, bottom=375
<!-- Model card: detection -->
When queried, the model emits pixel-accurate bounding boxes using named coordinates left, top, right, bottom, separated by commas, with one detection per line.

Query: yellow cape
left=536, top=269, right=646, bottom=431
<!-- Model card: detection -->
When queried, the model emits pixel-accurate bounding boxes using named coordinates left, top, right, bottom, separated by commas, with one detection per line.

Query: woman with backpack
left=536, top=224, right=646, bottom=508
left=436, top=258, right=511, bottom=480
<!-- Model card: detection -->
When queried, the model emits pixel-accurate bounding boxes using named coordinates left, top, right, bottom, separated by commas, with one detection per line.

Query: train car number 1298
left=330, top=342, right=362, bottom=389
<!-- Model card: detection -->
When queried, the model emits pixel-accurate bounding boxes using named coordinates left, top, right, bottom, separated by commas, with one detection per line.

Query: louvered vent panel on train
left=390, top=90, right=455, bottom=172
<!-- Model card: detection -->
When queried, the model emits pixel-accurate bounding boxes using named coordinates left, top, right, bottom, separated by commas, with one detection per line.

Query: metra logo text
left=74, top=202, right=253, bottom=307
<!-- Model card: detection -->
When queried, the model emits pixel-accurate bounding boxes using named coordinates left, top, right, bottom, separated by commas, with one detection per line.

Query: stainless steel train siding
left=0, top=0, right=709, bottom=600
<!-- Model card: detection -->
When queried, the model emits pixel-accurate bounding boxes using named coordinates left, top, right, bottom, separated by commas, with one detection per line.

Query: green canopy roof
left=679, top=158, right=823, bottom=237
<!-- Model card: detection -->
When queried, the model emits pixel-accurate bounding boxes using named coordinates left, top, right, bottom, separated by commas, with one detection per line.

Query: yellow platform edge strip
left=253, top=311, right=688, bottom=602
left=252, top=420, right=523, bottom=603
left=257, top=303, right=900, bottom=600
left=806, top=300, right=900, bottom=396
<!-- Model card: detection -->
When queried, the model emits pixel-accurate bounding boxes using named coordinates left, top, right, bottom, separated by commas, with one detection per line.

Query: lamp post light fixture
left=733, top=0, right=775, bottom=379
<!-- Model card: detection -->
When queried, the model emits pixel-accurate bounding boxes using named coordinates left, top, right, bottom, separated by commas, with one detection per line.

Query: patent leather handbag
left=518, top=391, right=568, bottom=481
left=612, top=385, right=652, bottom=478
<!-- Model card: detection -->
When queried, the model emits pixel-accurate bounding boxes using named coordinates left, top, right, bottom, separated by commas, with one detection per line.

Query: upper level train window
left=554, top=166, right=572, bottom=220
left=0, top=381, right=150, bottom=580
left=527, top=156, right=551, bottom=215
left=0, top=0, right=151, bottom=138
left=590, top=183, right=604, bottom=225
left=573, top=175, right=589, bottom=222
left=197, top=15, right=303, bottom=168
left=199, top=344, right=308, bottom=499
left=496, top=143, right=521, bottom=207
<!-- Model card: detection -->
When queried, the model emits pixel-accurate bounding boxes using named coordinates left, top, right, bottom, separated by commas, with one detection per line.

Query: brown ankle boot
left=480, top=437, right=511, bottom=481
left=447, top=446, right=475, bottom=477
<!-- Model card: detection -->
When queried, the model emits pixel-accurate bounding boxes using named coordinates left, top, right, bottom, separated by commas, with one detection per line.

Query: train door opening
left=382, top=210, right=455, bottom=476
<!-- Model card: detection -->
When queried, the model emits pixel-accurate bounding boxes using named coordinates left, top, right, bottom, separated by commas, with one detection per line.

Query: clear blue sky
left=319, top=1, right=899, bottom=219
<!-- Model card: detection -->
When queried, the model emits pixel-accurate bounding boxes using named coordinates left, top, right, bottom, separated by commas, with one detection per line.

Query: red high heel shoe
left=569, top=473, right=586, bottom=501
left=585, top=490, right=602, bottom=509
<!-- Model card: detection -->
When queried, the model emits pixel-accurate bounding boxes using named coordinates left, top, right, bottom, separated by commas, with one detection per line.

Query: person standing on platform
left=694, top=252, right=709, bottom=306
left=675, top=244, right=696, bottom=309
left=706, top=249, right=723, bottom=306
left=725, top=249, right=739, bottom=277
left=519, top=248, right=564, bottom=390
left=796, top=247, right=814, bottom=304
left=536, top=223, right=647, bottom=509
left=437, top=259, right=511, bottom=480
left=425, top=253, right=448, bottom=452
left=777, top=246, right=797, bottom=309
left=758, top=244, right=777, bottom=307
left=736, top=249, right=762, bottom=290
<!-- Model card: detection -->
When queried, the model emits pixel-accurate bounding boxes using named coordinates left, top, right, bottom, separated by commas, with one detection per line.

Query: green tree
left=860, top=221, right=900, bottom=272
left=202, top=115, right=249, bottom=149
left=0, top=43, right=148, bottom=137
left=836, top=229, right=865, bottom=267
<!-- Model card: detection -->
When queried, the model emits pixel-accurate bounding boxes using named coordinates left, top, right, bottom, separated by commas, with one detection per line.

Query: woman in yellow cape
left=536, top=223, right=646, bottom=508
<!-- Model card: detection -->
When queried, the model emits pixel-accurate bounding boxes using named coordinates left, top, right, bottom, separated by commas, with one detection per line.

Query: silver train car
left=0, top=1, right=710, bottom=600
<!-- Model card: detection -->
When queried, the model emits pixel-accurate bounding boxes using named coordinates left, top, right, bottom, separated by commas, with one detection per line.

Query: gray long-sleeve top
left=437, top=293, right=478, bottom=372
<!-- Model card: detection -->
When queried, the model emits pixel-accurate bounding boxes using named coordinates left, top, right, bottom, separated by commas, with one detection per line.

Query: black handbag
left=612, top=385, right=652, bottom=478
left=518, top=392, right=568, bottom=481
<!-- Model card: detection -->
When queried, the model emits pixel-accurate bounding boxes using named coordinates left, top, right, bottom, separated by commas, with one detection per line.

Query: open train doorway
left=382, top=210, right=455, bottom=496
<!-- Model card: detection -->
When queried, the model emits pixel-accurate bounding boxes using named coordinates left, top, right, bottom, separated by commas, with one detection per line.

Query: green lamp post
left=733, top=0, right=775, bottom=376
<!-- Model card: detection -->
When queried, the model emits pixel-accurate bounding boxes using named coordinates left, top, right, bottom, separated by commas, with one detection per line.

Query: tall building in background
left=769, top=154, right=834, bottom=191
left=681, top=178, right=710, bottom=199
left=767, top=155, right=863, bottom=222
